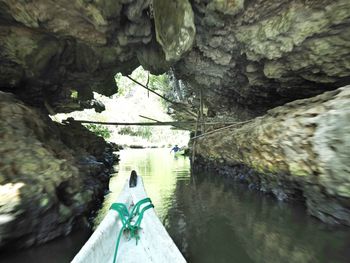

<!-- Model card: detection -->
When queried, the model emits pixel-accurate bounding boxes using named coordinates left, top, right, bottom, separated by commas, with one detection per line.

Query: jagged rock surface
left=0, top=0, right=350, bottom=230
left=193, top=87, right=350, bottom=225
left=174, top=0, right=350, bottom=119
left=0, top=92, right=116, bottom=249
left=0, top=0, right=349, bottom=117
left=153, top=0, right=195, bottom=62
left=0, top=0, right=197, bottom=114
left=0, top=0, right=153, bottom=112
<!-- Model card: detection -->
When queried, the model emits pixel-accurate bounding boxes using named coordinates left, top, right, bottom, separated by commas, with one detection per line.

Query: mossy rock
left=153, top=0, right=196, bottom=62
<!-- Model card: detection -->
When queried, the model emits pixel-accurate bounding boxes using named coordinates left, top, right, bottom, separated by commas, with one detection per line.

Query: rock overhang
left=0, top=0, right=349, bottom=118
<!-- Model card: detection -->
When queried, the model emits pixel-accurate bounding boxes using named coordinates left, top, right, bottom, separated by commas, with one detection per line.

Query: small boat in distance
left=72, top=171, right=186, bottom=263
left=170, top=145, right=187, bottom=157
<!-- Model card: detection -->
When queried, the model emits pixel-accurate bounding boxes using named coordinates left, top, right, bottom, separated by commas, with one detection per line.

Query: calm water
left=2, top=148, right=350, bottom=263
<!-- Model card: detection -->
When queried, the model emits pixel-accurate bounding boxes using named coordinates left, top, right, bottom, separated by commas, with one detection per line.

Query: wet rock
left=174, top=0, right=350, bottom=119
left=0, top=92, right=117, bottom=249
left=0, top=0, right=152, bottom=113
left=193, top=87, right=350, bottom=225
left=0, top=0, right=349, bottom=230
left=207, top=0, right=245, bottom=16
left=0, top=0, right=349, bottom=119
left=153, top=0, right=196, bottom=62
left=136, top=38, right=172, bottom=75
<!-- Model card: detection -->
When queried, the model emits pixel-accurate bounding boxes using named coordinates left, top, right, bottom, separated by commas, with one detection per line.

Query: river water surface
left=2, top=148, right=350, bottom=263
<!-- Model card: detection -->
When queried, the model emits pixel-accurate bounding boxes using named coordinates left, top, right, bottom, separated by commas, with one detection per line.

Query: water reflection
left=0, top=228, right=91, bottom=263
left=167, top=171, right=350, bottom=263
left=2, top=148, right=349, bottom=263
left=94, top=148, right=190, bottom=225
left=101, top=149, right=350, bottom=263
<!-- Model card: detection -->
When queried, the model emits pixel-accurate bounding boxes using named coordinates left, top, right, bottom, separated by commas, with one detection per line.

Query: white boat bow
left=72, top=172, right=186, bottom=263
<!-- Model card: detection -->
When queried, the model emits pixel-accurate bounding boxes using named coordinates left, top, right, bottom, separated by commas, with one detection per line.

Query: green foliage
left=71, top=90, right=78, bottom=99
left=149, top=74, right=170, bottom=92
left=149, top=73, right=172, bottom=108
left=118, top=126, right=152, bottom=140
left=137, top=126, right=152, bottom=140
left=118, top=127, right=135, bottom=136
left=115, top=73, right=132, bottom=96
left=115, top=68, right=172, bottom=102
left=84, top=124, right=112, bottom=139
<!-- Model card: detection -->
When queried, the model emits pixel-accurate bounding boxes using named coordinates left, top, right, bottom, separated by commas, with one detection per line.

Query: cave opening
left=52, top=66, right=190, bottom=149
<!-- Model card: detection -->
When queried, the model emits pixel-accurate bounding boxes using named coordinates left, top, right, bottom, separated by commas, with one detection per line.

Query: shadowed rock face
left=0, top=0, right=349, bottom=117
left=0, top=92, right=117, bottom=249
left=174, top=0, right=350, bottom=119
left=193, top=87, right=350, bottom=225
left=153, top=0, right=195, bottom=62
left=0, top=0, right=349, bottom=236
left=0, top=0, right=152, bottom=112
left=0, top=0, right=197, bottom=113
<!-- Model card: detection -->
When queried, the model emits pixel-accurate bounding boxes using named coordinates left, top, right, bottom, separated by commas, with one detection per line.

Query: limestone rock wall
left=153, top=0, right=195, bottom=62
left=0, top=0, right=350, bottom=229
left=0, top=0, right=153, bottom=112
left=194, top=87, right=350, bottom=225
left=0, top=92, right=116, bottom=249
left=1, top=0, right=349, bottom=118
left=174, top=0, right=350, bottom=119
left=0, top=0, right=198, bottom=114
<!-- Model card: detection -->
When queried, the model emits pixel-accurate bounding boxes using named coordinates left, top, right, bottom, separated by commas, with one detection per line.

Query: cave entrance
left=53, top=67, right=190, bottom=148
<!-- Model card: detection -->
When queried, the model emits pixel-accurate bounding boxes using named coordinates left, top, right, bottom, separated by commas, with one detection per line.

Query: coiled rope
left=110, top=198, right=154, bottom=263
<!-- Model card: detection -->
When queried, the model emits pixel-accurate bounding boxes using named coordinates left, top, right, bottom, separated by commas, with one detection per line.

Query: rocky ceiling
left=0, top=0, right=349, bottom=118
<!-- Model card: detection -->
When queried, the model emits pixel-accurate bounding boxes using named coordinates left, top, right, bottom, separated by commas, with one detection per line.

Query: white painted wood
left=72, top=176, right=186, bottom=263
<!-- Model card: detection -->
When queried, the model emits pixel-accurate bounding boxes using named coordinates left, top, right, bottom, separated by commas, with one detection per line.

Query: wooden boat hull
left=72, top=174, right=186, bottom=263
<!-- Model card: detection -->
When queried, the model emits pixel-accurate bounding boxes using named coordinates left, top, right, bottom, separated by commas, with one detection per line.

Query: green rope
left=110, top=198, right=154, bottom=263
